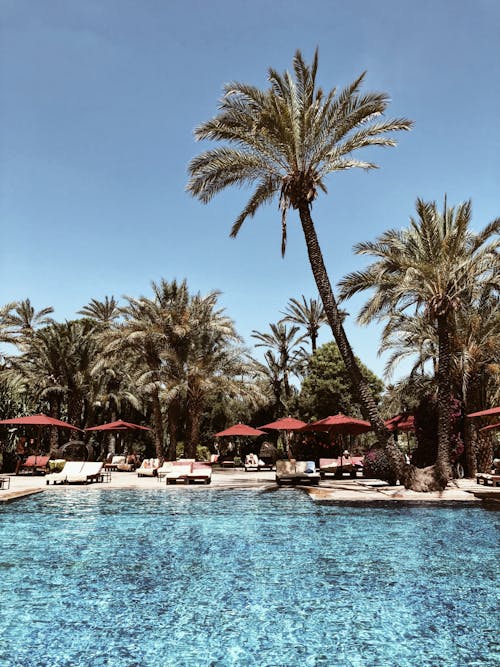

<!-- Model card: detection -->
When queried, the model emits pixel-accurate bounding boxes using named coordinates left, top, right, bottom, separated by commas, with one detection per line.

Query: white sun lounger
left=45, top=461, right=85, bottom=485
left=66, top=461, right=103, bottom=484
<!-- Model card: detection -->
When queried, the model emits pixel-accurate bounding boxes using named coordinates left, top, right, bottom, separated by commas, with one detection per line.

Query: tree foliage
left=299, top=342, right=384, bottom=421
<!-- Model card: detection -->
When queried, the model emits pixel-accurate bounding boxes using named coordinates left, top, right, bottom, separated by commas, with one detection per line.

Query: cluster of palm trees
left=2, top=51, right=498, bottom=491
left=187, top=48, right=499, bottom=490
left=0, top=284, right=256, bottom=459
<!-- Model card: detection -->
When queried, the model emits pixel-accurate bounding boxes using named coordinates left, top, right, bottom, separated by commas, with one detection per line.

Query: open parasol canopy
left=479, top=422, right=500, bottom=432
left=466, top=406, right=500, bottom=418
left=214, top=423, right=265, bottom=437
left=384, top=414, right=415, bottom=432
left=301, top=413, right=371, bottom=435
left=0, top=413, right=82, bottom=431
left=86, top=420, right=152, bottom=431
left=260, top=417, right=306, bottom=431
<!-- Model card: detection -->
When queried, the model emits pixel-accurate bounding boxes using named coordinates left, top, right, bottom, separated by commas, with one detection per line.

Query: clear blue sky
left=1, top=0, right=499, bottom=381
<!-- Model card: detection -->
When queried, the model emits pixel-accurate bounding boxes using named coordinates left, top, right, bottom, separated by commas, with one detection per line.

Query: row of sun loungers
left=318, top=457, right=364, bottom=478
left=19, top=455, right=51, bottom=475
left=104, top=455, right=136, bottom=472
left=475, top=473, right=500, bottom=487
left=275, top=460, right=320, bottom=485
left=45, top=461, right=104, bottom=485
left=159, top=460, right=212, bottom=484
left=136, top=458, right=212, bottom=483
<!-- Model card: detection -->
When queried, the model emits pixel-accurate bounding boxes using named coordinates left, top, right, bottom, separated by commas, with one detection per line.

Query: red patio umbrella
left=260, top=417, right=306, bottom=431
left=214, top=424, right=265, bottom=437
left=384, top=415, right=415, bottom=432
left=0, top=413, right=82, bottom=431
left=260, top=417, right=307, bottom=459
left=86, top=420, right=152, bottom=431
left=479, top=422, right=500, bottom=432
left=466, top=406, right=500, bottom=418
left=0, top=413, right=82, bottom=456
left=301, top=413, right=371, bottom=435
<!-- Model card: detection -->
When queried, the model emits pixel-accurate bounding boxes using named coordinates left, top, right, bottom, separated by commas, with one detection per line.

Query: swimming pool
left=0, top=489, right=498, bottom=666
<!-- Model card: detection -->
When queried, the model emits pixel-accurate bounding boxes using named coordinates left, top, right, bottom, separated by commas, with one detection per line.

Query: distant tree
left=251, top=322, right=305, bottom=408
left=299, top=342, right=384, bottom=421
left=78, top=296, right=120, bottom=324
left=3, top=298, right=54, bottom=342
left=281, top=296, right=328, bottom=353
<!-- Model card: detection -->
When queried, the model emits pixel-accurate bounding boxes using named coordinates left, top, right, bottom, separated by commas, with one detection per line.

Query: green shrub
left=48, top=459, right=66, bottom=473
left=196, top=445, right=211, bottom=462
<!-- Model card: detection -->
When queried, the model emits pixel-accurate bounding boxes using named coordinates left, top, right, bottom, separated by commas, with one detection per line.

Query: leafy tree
left=187, top=49, right=411, bottom=480
left=299, top=341, right=384, bottom=421
left=339, top=198, right=499, bottom=489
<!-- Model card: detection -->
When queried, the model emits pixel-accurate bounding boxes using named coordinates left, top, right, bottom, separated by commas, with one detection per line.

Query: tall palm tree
left=339, top=198, right=499, bottom=489
left=104, top=295, right=168, bottom=460
left=187, top=49, right=412, bottom=478
left=250, top=350, right=285, bottom=416
left=10, top=321, right=97, bottom=452
left=281, top=296, right=328, bottom=352
left=183, top=291, right=245, bottom=458
left=251, top=322, right=305, bottom=408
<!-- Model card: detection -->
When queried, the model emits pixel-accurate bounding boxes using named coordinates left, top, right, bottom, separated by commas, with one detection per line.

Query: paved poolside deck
left=1, top=468, right=494, bottom=503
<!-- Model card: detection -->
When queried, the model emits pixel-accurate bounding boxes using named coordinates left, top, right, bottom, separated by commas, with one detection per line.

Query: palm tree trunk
left=476, top=427, right=493, bottom=473
left=185, top=383, right=202, bottom=459
left=151, top=390, right=165, bottom=461
left=463, top=419, right=477, bottom=478
left=435, top=313, right=453, bottom=487
left=49, top=398, right=60, bottom=456
left=297, top=203, right=407, bottom=482
left=167, top=397, right=180, bottom=461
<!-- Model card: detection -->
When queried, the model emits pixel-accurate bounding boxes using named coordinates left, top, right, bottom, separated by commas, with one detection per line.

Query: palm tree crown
left=339, top=199, right=499, bottom=323
left=281, top=295, right=328, bottom=352
left=187, top=49, right=412, bottom=255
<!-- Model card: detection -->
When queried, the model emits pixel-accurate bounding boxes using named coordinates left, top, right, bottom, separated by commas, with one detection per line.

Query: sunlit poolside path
left=2, top=469, right=495, bottom=504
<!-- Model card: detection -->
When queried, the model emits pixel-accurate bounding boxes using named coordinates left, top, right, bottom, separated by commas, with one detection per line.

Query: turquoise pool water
left=0, top=489, right=498, bottom=666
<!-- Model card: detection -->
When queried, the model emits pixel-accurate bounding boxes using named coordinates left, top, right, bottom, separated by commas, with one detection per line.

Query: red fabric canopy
left=301, top=413, right=371, bottom=435
left=385, top=415, right=415, bottom=432
left=86, top=420, right=152, bottom=431
left=467, top=406, right=500, bottom=418
left=215, top=424, right=265, bottom=437
left=260, top=417, right=306, bottom=431
left=479, top=421, right=500, bottom=432
left=0, top=413, right=82, bottom=431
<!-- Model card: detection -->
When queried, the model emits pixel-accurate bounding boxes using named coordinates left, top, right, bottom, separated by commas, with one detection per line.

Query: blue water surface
left=0, top=489, right=498, bottom=667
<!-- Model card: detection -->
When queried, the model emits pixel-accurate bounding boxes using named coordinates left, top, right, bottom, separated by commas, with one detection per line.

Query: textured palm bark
left=463, top=419, right=477, bottom=478
left=185, top=385, right=203, bottom=460
left=151, top=390, right=165, bottom=460
left=298, top=203, right=408, bottom=482
left=476, top=429, right=493, bottom=473
left=49, top=399, right=60, bottom=456
left=434, top=313, right=453, bottom=488
left=167, top=398, right=180, bottom=461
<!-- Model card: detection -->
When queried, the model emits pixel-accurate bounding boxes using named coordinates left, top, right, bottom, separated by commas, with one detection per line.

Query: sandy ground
left=1, top=467, right=495, bottom=504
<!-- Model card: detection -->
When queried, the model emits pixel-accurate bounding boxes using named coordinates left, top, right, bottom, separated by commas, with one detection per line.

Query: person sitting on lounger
left=126, top=451, right=139, bottom=470
left=245, top=453, right=258, bottom=466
